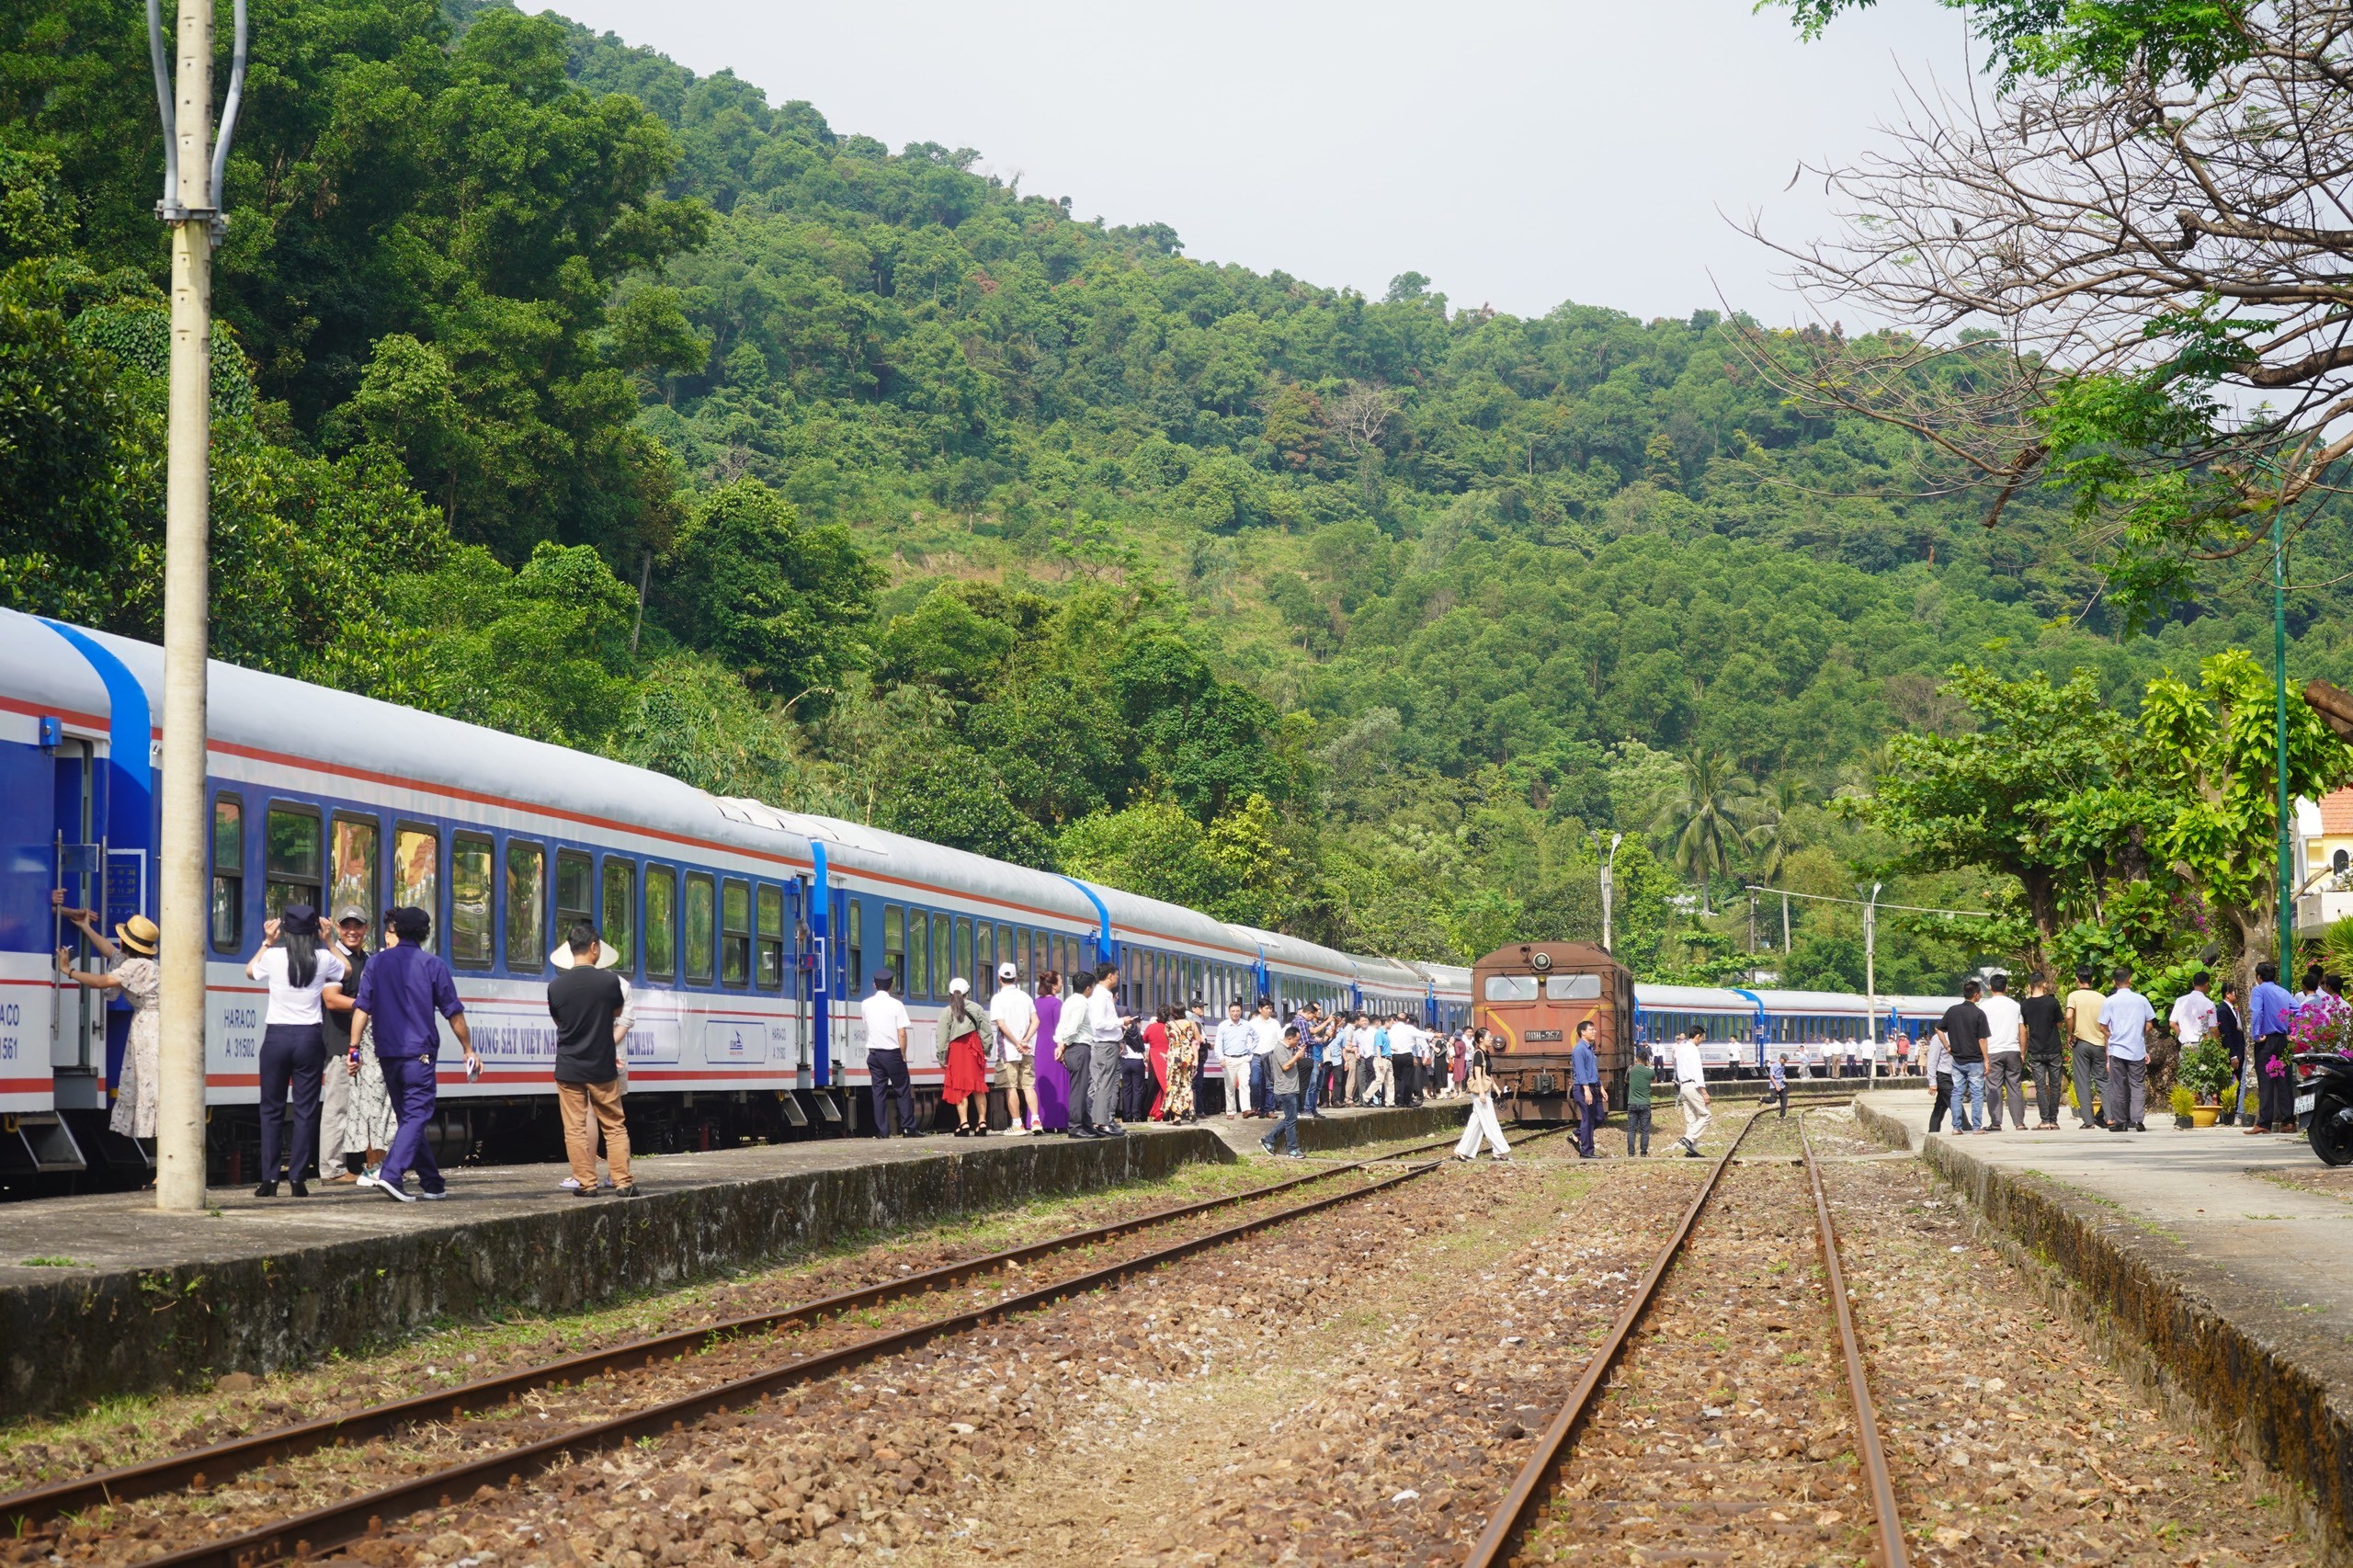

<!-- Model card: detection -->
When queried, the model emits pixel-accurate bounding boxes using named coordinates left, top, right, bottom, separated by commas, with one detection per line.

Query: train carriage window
left=909, top=911, right=930, bottom=998
left=554, top=851, right=592, bottom=943
left=393, top=827, right=438, bottom=949
left=954, top=917, right=972, bottom=993
left=683, top=871, right=714, bottom=985
left=975, top=922, right=992, bottom=983
left=884, top=906, right=905, bottom=989
left=265, top=804, right=323, bottom=920
left=1544, top=974, right=1603, bottom=1001
left=1483, top=975, right=1539, bottom=1002
left=602, top=859, right=636, bottom=972
left=506, top=840, right=544, bottom=971
left=758, top=885, right=784, bottom=991
left=934, top=915, right=953, bottom=999
left=449, top=834, right=494, bottom=969
left=330, top=816, right=380, bottom=936
left=721, top=879, right=751, bottom=987
left=210, top=794, right=244, bottom=952
left=644, top=866, right=677, bottom=982
left=842, top=897, right=864, bottom=994
left=998, top=923, right=1015, bottom=979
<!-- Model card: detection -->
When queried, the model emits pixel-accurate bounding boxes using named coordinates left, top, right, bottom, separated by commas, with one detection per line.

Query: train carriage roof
left=1227, top=924, right=1360, bottom=983
left=48, top=618, right=810, bottom=866
left=1412, top=960, right=1472, bottom=994
left=2, top=612, right=113, bottom=728
left=1631, top=983, right=1759, bottom=1012
left=1353, top=953, right=1428, bottom=994
left=719, top=801, right=1097, bottom=927
left=1082, top=880, right=1254, bottom=957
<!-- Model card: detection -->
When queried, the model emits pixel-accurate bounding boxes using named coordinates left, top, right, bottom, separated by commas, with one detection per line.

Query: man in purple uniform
left=349, top=906, right=479, bottom=1202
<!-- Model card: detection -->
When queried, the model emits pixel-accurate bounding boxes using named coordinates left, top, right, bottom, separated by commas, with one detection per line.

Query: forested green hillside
left=6, top=0, right=2347, bottom=990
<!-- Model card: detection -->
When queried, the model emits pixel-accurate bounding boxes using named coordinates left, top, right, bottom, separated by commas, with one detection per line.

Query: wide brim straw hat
left=116, top=915, right=159, bottom=956
left=550, top=940, right=621, bottom=971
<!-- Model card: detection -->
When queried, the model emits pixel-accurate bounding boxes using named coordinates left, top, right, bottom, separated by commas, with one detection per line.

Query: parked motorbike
left=2295, top=1052, right=2353, bottom=1166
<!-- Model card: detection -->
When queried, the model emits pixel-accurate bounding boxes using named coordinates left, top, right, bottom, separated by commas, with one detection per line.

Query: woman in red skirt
left=1145, top=1006, right=1172, bottom=1119
left=940, top=978, right=992, bottom=1135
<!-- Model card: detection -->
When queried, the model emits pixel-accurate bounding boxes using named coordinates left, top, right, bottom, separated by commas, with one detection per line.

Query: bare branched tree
left=1737, top=6, right=2353, bottom=607
left=1326, top=381, right=1403, bottom=456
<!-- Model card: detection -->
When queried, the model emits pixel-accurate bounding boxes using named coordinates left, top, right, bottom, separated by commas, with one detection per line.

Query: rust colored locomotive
left=1471, top=941, right=1637, bottom=1122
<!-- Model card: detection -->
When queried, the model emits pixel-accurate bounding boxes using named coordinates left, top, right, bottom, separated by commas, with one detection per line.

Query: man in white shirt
left=1216, top=1000, right=1254, bottom=1117
left=2097, top=967, right=2156, bottom=1133
left=989, top=962, right=1040, bottom=1135
left=2169, top=972, right=2217, bottom=1051
left=1391, top=1015, right=1422, bottom=1105
left=1671, top=1026, right=1711, bottom=1157
left=858, top=971, right=917, bottom=1138
left=1249, top=999, right=1283, bottom=1119
left=1979, top=971, right=2027, bottom=1132
left=1086, top=962, right=1129, bottom=1137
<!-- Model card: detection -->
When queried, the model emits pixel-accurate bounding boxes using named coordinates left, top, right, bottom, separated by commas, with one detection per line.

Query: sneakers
left=612, top=1184, right=643, bottom=1199
left=572, top=1185, right=604, bottom=1199
left=557, top=1176, right=584, bottom=1192
left=416, top=1188, right=449, bottom=1200
left=358, top=1172, right=416, bottom=1204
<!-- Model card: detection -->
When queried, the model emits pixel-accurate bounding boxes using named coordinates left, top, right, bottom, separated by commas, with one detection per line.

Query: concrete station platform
left=0, top=1102, right=1460, bottom=1424
left=1852, top=1089, right=2353, bottom=1562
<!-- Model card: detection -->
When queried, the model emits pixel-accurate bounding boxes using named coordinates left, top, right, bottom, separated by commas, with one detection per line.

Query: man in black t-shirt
left=1938, top=982, right=1991, bottom=1133
left=2018, top=973, right=2065, bottom=1130
left=548, top=922, right=638, bottom=1197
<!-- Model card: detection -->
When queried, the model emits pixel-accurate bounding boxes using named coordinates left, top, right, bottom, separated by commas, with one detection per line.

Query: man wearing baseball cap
left=990, top=961, right=1041, bottom=1134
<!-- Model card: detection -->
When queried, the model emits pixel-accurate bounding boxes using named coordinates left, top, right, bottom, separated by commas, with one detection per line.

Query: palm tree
left=1746, top=775, right=1813, bottom=886
left=1651, top=747, right=1755, bottom=915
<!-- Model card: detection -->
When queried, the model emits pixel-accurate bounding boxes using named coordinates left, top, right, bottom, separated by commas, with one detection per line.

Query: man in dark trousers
left=548, top=922, right=638, bottom=1198
left=1570, top=1017, right=1603, bottom=1158
left=349, top=906, right=478, bottom=1203
left=860, top=969, right=917, bottom=1137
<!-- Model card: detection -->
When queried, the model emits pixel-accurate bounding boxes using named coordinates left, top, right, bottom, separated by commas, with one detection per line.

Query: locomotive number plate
left=1525, top=1029, right=1563, bottom=1042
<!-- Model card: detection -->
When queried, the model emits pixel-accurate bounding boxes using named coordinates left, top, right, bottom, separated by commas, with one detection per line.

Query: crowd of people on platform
left=1916, top=961, right=2318, bottom=1136
left=857, top=959, right=1491, bottom=1158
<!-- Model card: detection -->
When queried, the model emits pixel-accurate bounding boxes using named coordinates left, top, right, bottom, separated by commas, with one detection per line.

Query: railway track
left=1468, top=1108, right=1908, bottom=1568
left=5, top=1125, right=1557, bottom=1568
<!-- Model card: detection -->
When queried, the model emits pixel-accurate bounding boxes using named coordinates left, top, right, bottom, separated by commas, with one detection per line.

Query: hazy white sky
left=553, top=0, right=1970, bottom=324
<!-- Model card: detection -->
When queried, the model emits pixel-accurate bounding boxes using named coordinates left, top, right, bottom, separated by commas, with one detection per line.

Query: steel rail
left=1463, top=1112, right=1909, bottom=1568
left=1802, top=1118, right=1910, bottom=1568
left=1462, top=1110, right=1761, bottom=1568
left=137, top=1131, right=1562, bottom=1568
left=1, top=1124, right=1493, bottom=1534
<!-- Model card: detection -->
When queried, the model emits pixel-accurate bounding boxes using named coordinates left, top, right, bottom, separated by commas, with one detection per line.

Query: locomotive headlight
left=1530, top=951, right=1552, bottom=972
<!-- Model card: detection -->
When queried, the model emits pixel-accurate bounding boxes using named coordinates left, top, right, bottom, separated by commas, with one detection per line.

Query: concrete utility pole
left=1597, top=832, right=1622, bottom=953
left=1863, top=881, right=1881, bottom=1088
left=148, top=0, right=246, bottom=1211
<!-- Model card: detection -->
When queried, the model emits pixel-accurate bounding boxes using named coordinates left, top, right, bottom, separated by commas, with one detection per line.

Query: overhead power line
left=1742, top=885, right=1999, bottom=919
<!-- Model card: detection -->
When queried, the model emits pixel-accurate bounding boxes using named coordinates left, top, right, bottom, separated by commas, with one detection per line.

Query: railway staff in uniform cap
left=547, top=922, right=639, bottom=1197
left=861, top=970, right=918, bottom=1137
left=350, top=905, right=478, bottom=1202
left=1671, top=1026, right=1711, bottom=1157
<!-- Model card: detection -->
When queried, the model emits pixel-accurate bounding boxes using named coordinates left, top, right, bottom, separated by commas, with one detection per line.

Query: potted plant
left=2169, top=1084, right=2196, bottom=1129
left=2177, top=1037, right=2234, bottom=1128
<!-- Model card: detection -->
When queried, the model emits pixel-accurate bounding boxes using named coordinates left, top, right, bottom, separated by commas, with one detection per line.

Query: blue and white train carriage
left=0, top=604, right=1954, bottom=1188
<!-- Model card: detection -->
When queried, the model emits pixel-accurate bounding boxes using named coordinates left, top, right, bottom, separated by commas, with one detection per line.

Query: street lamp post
left=147, top=0, right=245, bottom=1211
left=1597, top=831, right=1623, bottom=953
left=2274, top=507, right=2295, bottom=977
left=1863, top=881, right=1881, bottom=1088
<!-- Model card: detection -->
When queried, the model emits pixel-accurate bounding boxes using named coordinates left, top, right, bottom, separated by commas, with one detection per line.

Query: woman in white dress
left=53, top=900, right=164, bottom=1148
